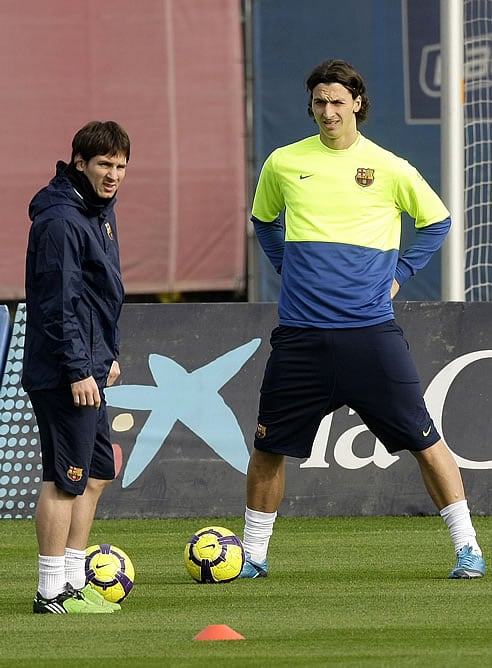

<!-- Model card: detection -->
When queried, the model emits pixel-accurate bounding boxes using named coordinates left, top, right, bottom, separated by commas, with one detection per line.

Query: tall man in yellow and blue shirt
left=240, top=59, right=485, bottom=580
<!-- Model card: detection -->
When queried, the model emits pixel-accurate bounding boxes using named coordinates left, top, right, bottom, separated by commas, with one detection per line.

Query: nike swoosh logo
left=96, top=563, right=111, bottom=569
left=423, top=425, right=432, bottom=437
left=299, top=174, right=314, bottom=179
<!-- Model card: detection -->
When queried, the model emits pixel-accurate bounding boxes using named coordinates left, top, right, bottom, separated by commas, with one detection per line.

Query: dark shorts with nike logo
left=28, top=387, right=115, bottom=495
left=254, top=321, right=440, bottom=458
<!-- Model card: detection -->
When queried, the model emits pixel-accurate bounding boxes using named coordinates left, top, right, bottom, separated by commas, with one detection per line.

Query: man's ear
left=73, top=153, right=85, bottom=172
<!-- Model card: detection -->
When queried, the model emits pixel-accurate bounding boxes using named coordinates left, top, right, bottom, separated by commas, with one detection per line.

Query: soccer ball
left=85, top=544, right=135, bottom=603
left=184, top=526, right=245, bottom=583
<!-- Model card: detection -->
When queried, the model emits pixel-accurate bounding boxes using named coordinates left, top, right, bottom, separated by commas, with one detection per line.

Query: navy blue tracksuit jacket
left=22, top=161, right=124, bottom=391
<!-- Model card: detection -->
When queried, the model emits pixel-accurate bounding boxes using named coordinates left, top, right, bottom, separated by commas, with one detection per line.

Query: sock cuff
left=38, top=554, right=65, bottom=569
left=64, top=547, right=86, bottom=560
left=245, top=506, right=277, bottom=523
left=439, top=499, right=469, bottom=518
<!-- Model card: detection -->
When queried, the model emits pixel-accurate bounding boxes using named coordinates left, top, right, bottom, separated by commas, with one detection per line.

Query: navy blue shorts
left=254, top=322, right=440, bottom=458
left=29, top=387, right=115, bottom=495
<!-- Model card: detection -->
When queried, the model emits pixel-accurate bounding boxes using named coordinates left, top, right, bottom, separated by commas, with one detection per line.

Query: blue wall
left=253, top=0, right=442, bottom=300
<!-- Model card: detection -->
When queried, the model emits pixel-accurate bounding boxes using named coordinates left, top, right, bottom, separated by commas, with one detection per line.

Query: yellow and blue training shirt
left=252, top=132, right=450, bottom=328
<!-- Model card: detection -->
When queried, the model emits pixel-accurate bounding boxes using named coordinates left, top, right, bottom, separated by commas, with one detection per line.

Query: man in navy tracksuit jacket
left=23, top=121, right=131, bottom=614
left=23, top=162, right=124, bottom=391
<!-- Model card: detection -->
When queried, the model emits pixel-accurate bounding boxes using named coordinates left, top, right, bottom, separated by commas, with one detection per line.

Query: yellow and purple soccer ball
left=184, top=526, right=245, bottom=583
left=85, top=544, right=135, bottom=603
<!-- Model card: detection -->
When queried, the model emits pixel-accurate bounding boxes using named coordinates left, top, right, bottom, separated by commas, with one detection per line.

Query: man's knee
left=40, top=480, right=76, bottom=501
left=411, top=438, right=450, bottom=464
left=85, top=477, right=113, bottom=494
left=249, top=448, right=284, bottom=475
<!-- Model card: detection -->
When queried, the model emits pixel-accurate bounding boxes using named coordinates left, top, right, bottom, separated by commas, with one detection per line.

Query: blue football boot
left=239, top=552, right=268, bottom=578
left=448, top=545, right=485, bottom=579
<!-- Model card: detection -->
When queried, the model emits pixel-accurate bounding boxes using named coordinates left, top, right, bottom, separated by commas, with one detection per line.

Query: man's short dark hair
left=306, top=59, right=370, bottom=125
left=71, top=120, right=131, bottom=163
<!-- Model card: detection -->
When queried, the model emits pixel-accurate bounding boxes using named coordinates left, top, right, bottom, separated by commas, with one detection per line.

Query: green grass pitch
left=1, top=516, right=491, bottom=667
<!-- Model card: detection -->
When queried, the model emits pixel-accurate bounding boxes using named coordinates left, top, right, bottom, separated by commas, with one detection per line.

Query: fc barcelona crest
left=255, top=423, right=267, bottom=439
left=355, top=167, right=375, bottom=187
left=67, top=466, right=83, bottom=482
left=104, top=221, right=114, bottom=240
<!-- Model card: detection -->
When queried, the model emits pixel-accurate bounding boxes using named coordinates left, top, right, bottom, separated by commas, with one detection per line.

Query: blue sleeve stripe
left=395, top=216, right=451, bottom=285
left=252, top=216, right=285, bottom=274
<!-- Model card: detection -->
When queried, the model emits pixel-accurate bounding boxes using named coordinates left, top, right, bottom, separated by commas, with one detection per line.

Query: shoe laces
left=63, top=582, right=82, bottom=599
left=456, top=545, right=480, bottom=568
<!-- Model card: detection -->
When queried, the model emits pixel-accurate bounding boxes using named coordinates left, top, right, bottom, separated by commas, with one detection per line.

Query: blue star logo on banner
left=105, top=338, right=261, bottom=487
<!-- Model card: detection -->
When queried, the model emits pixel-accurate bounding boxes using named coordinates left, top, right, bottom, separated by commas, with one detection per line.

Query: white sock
left=65, top=547, right=87, bottom=590
left=440, top=499, right=481, bottom=555
left=243, top=506, right=277, bottom=563
left=38, top=555, right=66, bottom=599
